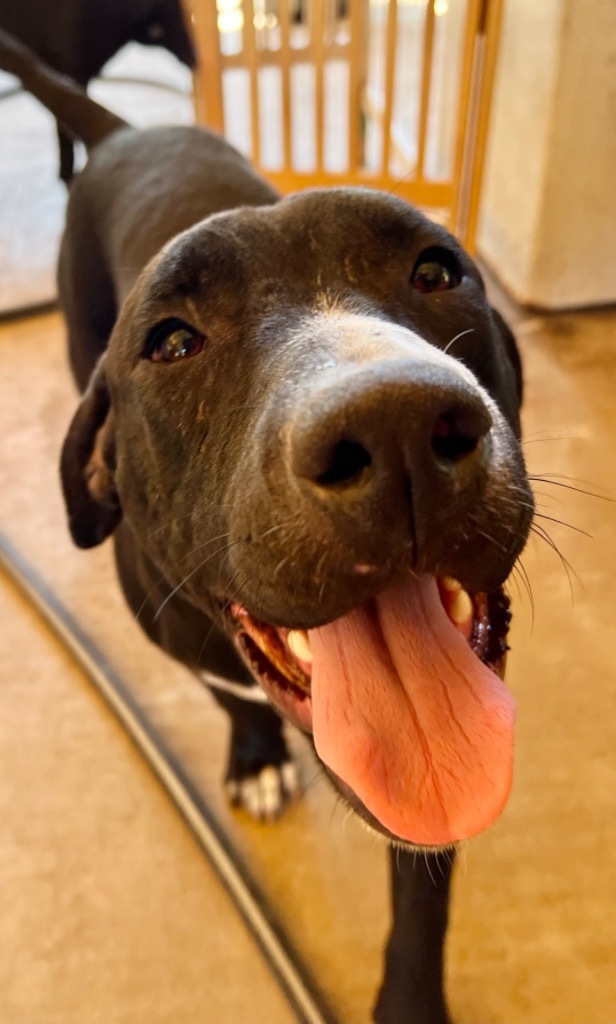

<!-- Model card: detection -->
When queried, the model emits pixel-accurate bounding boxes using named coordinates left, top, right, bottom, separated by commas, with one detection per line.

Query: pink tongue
left=310, top=576, right=515, bottom=846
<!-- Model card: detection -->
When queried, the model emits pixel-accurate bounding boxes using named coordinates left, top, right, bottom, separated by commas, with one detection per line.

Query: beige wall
left=478, top=0, right=616, bottom=309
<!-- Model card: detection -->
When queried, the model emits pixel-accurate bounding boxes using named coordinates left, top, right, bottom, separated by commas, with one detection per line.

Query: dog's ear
left=60, top=358, right=122, bottom=548
left=491, top=306, right=524, bottom=406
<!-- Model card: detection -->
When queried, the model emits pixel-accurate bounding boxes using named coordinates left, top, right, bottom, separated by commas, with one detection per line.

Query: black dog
left=0, top=0, right=195, bottom=182
left=0, top=28, right=534, bottom=1024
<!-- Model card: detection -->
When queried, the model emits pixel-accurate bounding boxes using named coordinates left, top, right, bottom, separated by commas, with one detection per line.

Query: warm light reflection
left=218, top=9, right=244, bottom=32
left=216, top=0, right=241, bottom=33
left=370, top=0, right=449, bottom=12
left=213, top=0, right=449, bottom=36
left=255, top=12, right=279, bottom=28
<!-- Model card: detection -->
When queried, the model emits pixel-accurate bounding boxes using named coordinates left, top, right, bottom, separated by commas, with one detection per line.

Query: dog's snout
left=313, top=438, right=374, bottom=488
left=289, top=361, right=492, bottom=541
left=430, top=405, right=489, bottom=468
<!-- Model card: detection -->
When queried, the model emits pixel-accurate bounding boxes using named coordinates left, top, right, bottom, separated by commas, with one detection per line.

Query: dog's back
left=0, top=26, right=278, bottom=388
left=0, top=27, right=128, bottom=152
left=0, top=0, right=195, bottom=81
left=0, top=0, right=196, bottom=181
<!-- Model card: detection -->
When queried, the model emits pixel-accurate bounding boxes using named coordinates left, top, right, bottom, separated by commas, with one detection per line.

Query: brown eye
left=410, top=247, right=461, bottom=294
left=144, top=319, right=206, bottom=363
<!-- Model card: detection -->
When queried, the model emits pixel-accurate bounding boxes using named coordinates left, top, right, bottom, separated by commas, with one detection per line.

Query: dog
left=0, top=27, right=534, bottom=1024
left=0, top=0, right=195, bottom=182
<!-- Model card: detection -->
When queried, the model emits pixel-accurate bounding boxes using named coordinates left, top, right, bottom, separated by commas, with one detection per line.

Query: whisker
left=172, top=531, right=232, bottom=566
left=134, top=533, right=231, bottom=625
left=435, top=847, right=455, bottom=876
left=512, top=558, right=535, bottom=628
left=152, top=537, right=243, bottom=622
left=423, top=849, right=437, bottom=886
left=506, top=566, right=523, bottom=605
left=301, top=767, right=325, bottom=795
left=142, top=520, right=286, bottom=626
left=533, top=511, right=593, bottom=539
left=531, top=492, right=564, bottom=511
left=386, top=169, right=415, bottom=198
left=529, top=523, right=580, bottom=602
left=528, top=474, right=613, bottom=501
left=442, top=328, right=474, bottom=356
left=328, top=791, right=346, bottom=830
left=467, top=515, right=510, bottom=557
left=521, top=434, right=579, bottom=445
left=197, top=570, right=250, bottom=663
left=272, top=556, right=291, bottom=586
left=259, top=524, right=285, bottom=540
left=134, top=581, right=163, bottom=626
left=152, top=565, right=206, bottom=623
left=146, top=506, right=234, bottom=540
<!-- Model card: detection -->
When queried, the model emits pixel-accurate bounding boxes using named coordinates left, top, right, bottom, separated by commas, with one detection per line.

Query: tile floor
left=0, top=570, right=295, bottom=1024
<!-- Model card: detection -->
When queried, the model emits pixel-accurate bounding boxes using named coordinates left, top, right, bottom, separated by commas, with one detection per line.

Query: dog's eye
left=410, top=248, right=461, bottom=294
left=144, top=319, right=206, bottom=363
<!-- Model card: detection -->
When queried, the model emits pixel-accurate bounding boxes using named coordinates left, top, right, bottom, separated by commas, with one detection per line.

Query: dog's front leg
left=373, top=847, right=455, bottom=1024
left=206, top=686, right=301, bottom=821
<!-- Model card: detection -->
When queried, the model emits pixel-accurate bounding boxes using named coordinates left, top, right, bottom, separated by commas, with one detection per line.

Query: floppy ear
left=491, top=306, right=524, bottom=407
left=60, top=358, right=122, bottom=548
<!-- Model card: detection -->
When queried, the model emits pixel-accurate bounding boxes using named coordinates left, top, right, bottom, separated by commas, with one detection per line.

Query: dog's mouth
left=231, top=575, right=514, bottom=848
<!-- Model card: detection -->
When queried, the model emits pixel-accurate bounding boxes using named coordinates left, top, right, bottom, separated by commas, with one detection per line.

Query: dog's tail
left=0, top=27, right=128, bottom=150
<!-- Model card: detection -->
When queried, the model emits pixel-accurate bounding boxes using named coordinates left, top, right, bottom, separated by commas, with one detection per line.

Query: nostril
left=431, top=411, right=483, bottom=464
left=316, top=439, right=373, bottom=487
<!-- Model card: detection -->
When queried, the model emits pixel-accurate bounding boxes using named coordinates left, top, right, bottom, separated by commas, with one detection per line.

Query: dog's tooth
left=287, top=630, right=312, bottom=663
left=441, top=576, right=462, bottom=592
left=449, top=588, right=473, bottom=625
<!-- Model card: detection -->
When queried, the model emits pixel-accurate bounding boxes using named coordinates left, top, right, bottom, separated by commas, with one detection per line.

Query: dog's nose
left=289, top=360, right=492, bottom=546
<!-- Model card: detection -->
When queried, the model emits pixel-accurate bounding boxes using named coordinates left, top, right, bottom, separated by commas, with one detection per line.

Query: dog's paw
left=222, top=701, right=302, bottom=822
left=225, top=760, right=301, bottom=822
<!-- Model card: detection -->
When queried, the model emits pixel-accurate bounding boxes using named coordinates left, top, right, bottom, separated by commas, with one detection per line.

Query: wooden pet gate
left=186, top=0, right=503, bottom=247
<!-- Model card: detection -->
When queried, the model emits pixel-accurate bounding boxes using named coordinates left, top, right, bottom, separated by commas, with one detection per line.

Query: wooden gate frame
left=186, top=0, right=503, bottom=249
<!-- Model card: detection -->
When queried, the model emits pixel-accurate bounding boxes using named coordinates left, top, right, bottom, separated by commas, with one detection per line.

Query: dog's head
left=61, top=189, right=533, bottom=849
